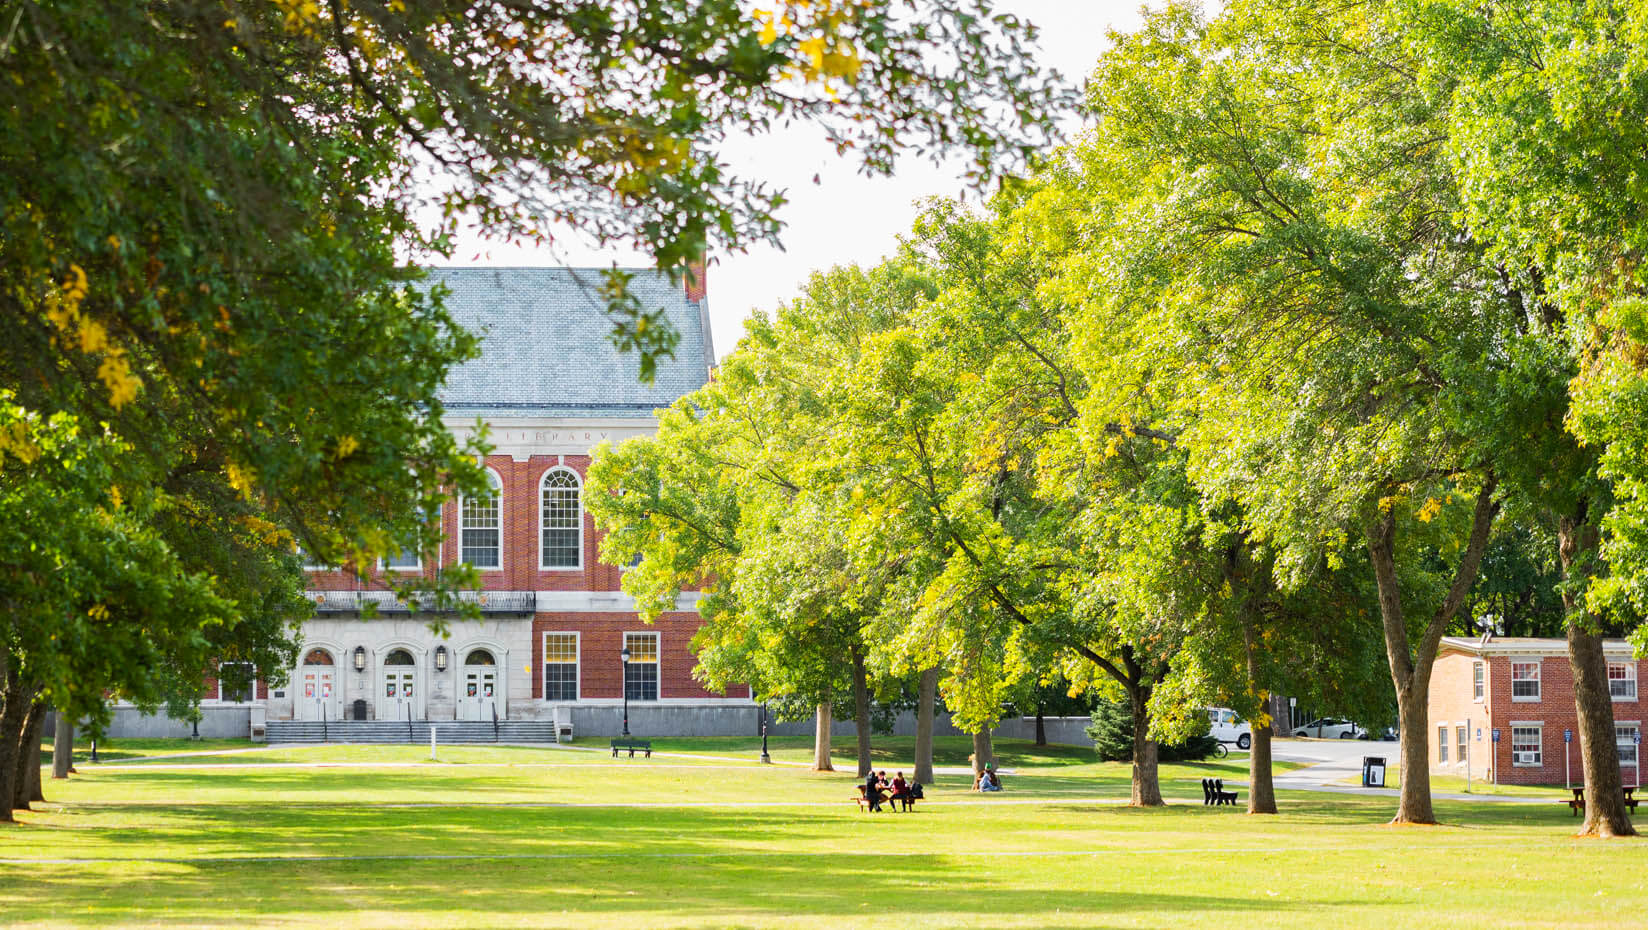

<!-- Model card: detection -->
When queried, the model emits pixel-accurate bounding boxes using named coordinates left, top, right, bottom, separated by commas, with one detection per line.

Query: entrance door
left=380, top=648, right=419, bottom=721
left=458, top=649, right=499, bottom=721
left=296, top=649, right=338, bottom=721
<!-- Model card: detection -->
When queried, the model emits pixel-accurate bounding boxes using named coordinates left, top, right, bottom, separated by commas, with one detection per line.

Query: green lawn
left=3, top=738, right=1646, bottom=928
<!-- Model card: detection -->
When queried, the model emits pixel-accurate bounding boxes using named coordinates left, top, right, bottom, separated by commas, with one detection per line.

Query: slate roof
left=428, top=267, right=714, bottom=418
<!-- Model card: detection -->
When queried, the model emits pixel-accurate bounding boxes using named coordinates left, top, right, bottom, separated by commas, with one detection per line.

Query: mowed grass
left=2, top=738, right=1646, bottom=929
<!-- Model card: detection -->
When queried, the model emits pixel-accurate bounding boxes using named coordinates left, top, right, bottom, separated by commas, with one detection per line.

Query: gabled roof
left=429, top=267, right=715, bottom=418
left=1439, top=636, right=1637, bottom=658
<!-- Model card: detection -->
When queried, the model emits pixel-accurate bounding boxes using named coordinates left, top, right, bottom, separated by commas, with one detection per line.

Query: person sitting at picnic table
left=863, top=770, right=887, bottom=811
left=977, top=762, right=1002, bottom=792
left=889, top=771, right=910, bottom=801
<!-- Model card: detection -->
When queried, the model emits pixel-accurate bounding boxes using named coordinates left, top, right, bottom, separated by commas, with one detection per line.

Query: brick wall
left=1431, top=649, right=1648, bottom=786
left=530, top=613, right=750, bottom=701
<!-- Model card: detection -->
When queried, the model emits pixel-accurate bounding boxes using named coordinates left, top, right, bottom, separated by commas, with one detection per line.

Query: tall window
left=1617, top=725, right=1640, bottom=771
left=1511, top=725, right=1542, bottom=766
left=624, top=632, right=659, bottom=702
left=1456, top=726, right=1467, bottom=766
left=218, top=662, right=255, bottom=703
left=1610, top=663, right=1638, bottom=701
left=1437, top=726, right=1449, bottom=763
left=540, top=469, right=582, bottom=569
left=1473, top=662, right=1485, bottom=701
left=461, top=472, right=501, bottom=569
left=1511, top=661, right=1541, bottom=701
left=544, top=633, right=579, bottom=701
left=384, top=505, right=436, bottom=571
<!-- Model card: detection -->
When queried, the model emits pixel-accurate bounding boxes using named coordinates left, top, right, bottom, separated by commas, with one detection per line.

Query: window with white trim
left=540, top=469, right=582, bottom=569
left=1456, top=726, right=1467, bottom=766
left=217, top=662, right=255, bottom=703
left=624, top=632, right=659, bottom=702
left=1473, top=661, right=1484, bottom=701
left=1617, top=724, right=1640, bottom=769
left=1437, top=726, right=1448, bottom=763
left=1511, top=725, right=1542, bottom=766
left=1610, top=663, right=1638, bottom=701
left=543, top=633, right=579, bottom=701
left=384, top=505, right=438, bottom=572
left=1511, top=661, right=1541, bottom=701
left=461, top=472, right=501, bottom=569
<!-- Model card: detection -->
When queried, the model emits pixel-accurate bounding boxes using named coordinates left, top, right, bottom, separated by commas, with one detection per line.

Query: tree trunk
left=1369, top=478, right=1499, bottom=825
left=53, top=711, right=73, bottom=779
left=971, top=728, right=995, bottom=782
left=0, top=664, right=34, bottom=821
left=1560, top=515, right=1636, bottom=837
left=1034, top=704, right=1046, bottom=746
left=19, top=703, right=43, bottom=805
left=1129, top=684, right=1163, bottom=806
left=915, top=666, right=938, bottom=784
left=812, top=701, right=834, bottom=771
left=1241, top=617, right=1277, bottom=814
left=850, top=644, right=871, bottom=778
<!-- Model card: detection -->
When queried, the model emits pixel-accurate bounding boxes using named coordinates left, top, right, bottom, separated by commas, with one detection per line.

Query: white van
left=1206, top=707, right=1252, bottom=750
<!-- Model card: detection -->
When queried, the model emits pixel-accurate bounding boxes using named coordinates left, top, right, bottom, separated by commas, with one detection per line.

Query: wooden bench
left=854, top=784, right=920, bottom=812
left=1568, top=786, right=1638, bottom=816
left=610, top=738, right=652, bottom=758
left=1202, top=778, right=1238, bottom=806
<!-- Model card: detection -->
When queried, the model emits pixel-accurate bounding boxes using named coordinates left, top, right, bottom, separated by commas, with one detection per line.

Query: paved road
left=1257, top=737, right=1547, bottom=804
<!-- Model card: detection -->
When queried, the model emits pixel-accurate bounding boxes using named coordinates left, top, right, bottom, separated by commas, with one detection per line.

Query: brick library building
left=111, top=267, right=755, bottom=743
left=1429, top=636, right=1648, bottom=786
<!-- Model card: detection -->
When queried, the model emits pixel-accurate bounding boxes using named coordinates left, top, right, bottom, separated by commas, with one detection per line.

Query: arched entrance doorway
left=458, top=649, right=504, bottom=721
left=295, top=648, right=339, bottom=721
left=380, top=648, right=422, bottom=721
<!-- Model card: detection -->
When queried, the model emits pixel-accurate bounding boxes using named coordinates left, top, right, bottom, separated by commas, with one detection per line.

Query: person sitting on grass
left=976, top=762, right=1002, bottom=792
left=864, top=769, right=887, bottom=812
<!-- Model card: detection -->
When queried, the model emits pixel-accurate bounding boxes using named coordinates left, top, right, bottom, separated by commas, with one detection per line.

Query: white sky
left=442, top=1, right=1147, bottom=359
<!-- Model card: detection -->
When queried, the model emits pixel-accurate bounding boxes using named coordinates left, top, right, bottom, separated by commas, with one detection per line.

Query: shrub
left=1086, top=700, right=1219, bottom=762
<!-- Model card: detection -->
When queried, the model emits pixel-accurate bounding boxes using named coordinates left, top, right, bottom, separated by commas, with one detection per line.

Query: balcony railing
left=308, top=590, right=536, bottom=614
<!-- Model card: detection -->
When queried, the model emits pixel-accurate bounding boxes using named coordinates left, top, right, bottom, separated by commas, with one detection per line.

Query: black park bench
left=1202, top=778, right=1239, bottom=806
left=611, top=738, right=652, bottom=758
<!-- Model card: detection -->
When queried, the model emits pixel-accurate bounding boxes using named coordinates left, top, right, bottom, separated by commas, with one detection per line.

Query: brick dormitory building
left=1429, top=635, right=1648, bottom=786
left=106, top=267, right=756, bottom=742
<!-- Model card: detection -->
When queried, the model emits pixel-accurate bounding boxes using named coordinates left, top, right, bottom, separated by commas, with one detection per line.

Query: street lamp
left=620, top=646, right=632, bottom=737
left=760, top=702, right=771, bottom=764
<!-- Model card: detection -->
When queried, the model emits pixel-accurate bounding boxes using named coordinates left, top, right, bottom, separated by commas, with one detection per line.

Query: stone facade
left=1428, top=636, right=1648, bottom=786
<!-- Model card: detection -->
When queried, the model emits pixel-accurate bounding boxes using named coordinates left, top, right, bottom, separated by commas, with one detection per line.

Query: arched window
left=461, top=471, right=502, bottom=569
left=540, top=468, right=582, bottom=569
left=384, top=648, right=415, bottom=666
left=464, top=649, right=496, bottom=666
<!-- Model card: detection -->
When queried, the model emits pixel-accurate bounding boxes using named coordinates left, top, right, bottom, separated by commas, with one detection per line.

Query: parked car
left=1294, top=718, right=1366, bottom=739
left=1206, top=707, right=1253, bottom=750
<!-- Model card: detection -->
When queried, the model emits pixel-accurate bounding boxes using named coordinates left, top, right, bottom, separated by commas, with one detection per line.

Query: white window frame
left=1617, top=722, right=1641, bottom=771
left=1456, top=725, right=1467, bottom=767
left=1510, top=723, right=1543, bottom=767
left=1473, top=661, right=1485, bottom=702
left=216, top=661, right=256, bottom=704
left=542, top=631, right=581, bottom=702
left=1511, top=660, right=1541, bottom=702
left=459, top=469, right=504, bottom=571
left=382, top=504, right=441, bottom=573
left=623, top=631, right=660, bottom=702
left=1437, top=725, right=1449, bottom=764
left=538, top=467, right=584, bottom=571
left=1610, top=662, right=1638, bottom=701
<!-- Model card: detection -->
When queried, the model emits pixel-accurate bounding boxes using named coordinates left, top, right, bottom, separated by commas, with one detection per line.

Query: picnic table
left=1567, top=785, right=1639, bottom=816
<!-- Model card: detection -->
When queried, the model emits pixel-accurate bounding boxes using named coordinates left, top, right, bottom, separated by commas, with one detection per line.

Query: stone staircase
left=265, top=719, right=561, bottom=744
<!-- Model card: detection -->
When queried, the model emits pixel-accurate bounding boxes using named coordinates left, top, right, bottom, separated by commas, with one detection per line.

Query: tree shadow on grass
left=0, top=846, right=1352, bottom=928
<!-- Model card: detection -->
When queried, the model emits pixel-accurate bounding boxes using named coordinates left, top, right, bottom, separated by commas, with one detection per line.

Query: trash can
left=353, top=699, right=368, bottom=721
left=1362, top=756, right=1386, bottom=788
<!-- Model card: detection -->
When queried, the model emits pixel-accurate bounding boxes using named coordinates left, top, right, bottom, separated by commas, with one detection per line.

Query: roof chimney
left=685, top=260, right=707, bottom=303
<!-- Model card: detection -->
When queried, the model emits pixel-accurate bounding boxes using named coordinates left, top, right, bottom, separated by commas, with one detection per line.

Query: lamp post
left=760, top=702, right=771, bottom=764
left=620, top=646, right=631, bottom=737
